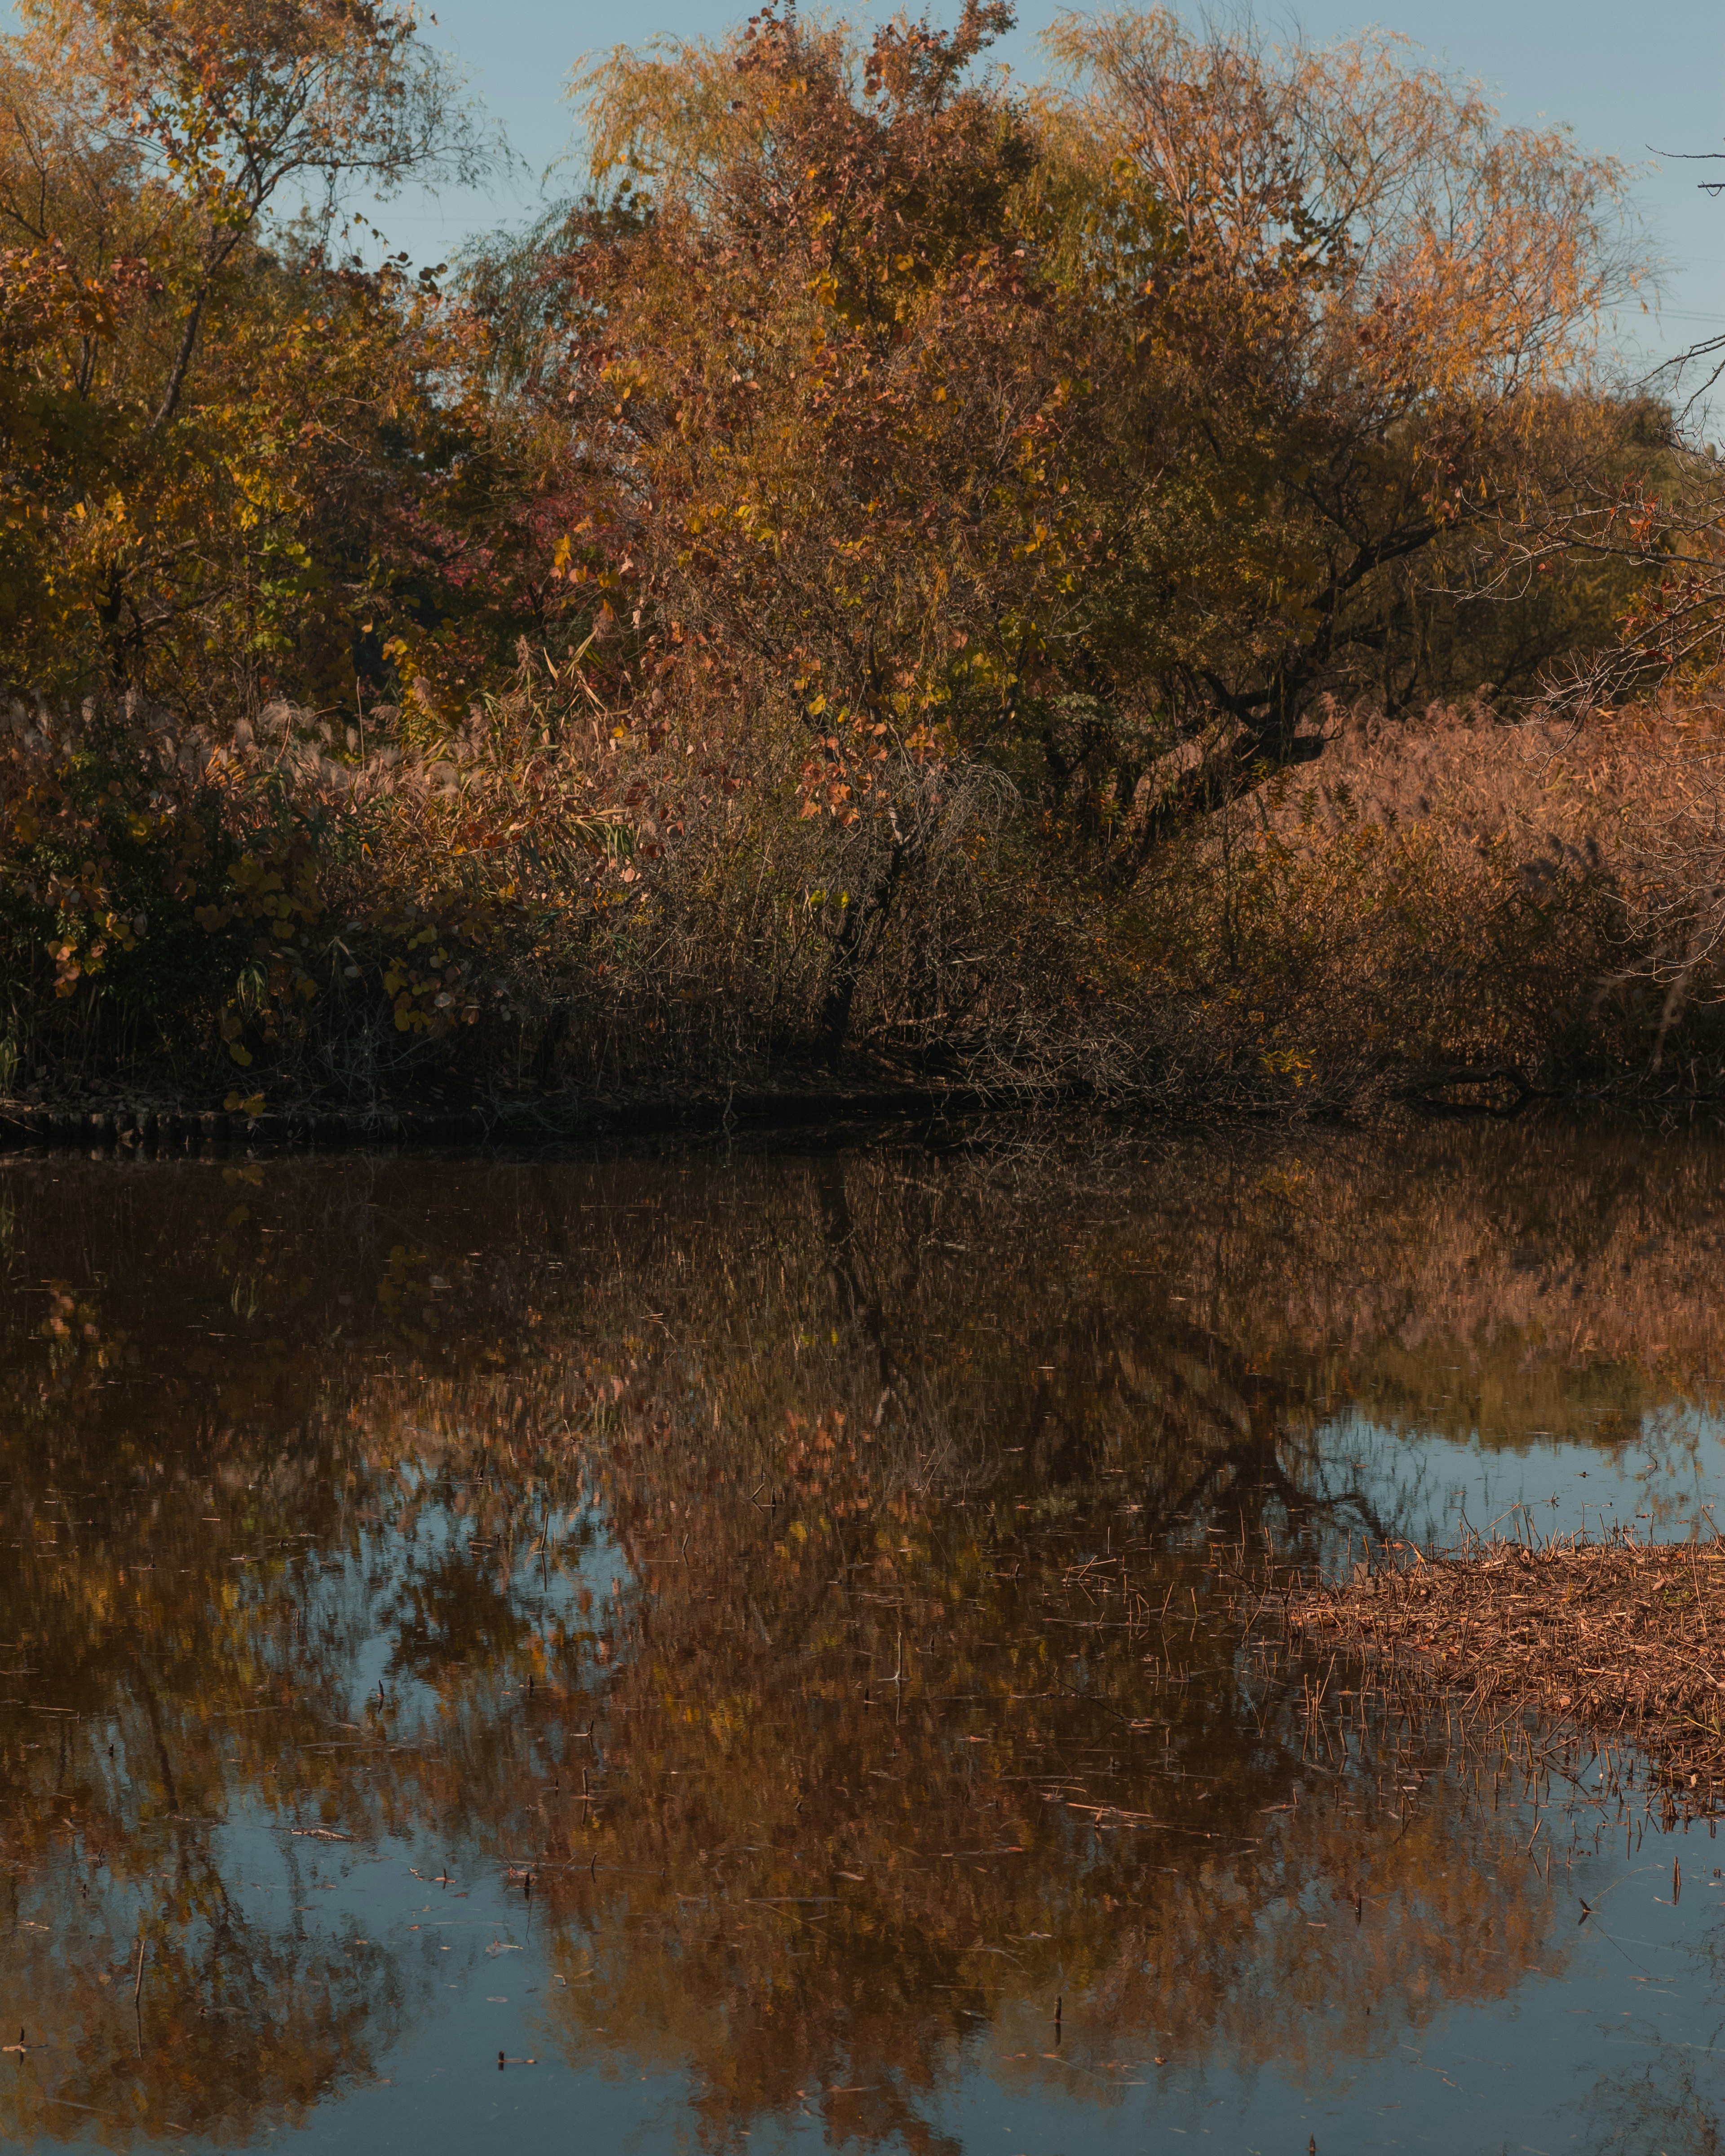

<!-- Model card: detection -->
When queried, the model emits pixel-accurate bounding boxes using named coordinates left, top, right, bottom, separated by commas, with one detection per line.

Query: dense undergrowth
left=4, top=679, right=1725, bottom=1113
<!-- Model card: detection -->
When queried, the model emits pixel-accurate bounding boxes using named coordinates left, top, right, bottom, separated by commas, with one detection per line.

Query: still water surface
left=4, top=1119, right=1725, bottom=2154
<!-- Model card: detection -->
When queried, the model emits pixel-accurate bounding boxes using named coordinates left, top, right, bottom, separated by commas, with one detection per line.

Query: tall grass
left=1138, top=695, right=1725, bottom=1105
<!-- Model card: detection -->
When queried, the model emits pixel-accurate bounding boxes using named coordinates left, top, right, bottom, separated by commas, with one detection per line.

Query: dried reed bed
left=1287, top=1535, right=1725, bottom=1799
left=1265, top=696, right=1646, bottom=856
left=1269, top=693, right=1725, bottom=1007
left=1146, top=693, right=1725, bottom=1098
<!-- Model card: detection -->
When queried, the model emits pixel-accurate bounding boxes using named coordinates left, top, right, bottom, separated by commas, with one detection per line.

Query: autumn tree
left=0, top=0, right=584, bottom=716
left=493, top=0, right=1107, bottom=1055
left=1038, top=11, right=1637, bottom=821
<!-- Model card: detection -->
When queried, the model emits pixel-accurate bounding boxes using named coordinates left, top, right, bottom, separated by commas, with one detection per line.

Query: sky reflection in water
left=3, top=1119, right=1725, bottom=2154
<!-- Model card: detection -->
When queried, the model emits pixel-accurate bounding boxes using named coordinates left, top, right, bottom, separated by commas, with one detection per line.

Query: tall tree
left=0, top=0, right=527, bottom=709
left=1036, top=10, right=1634, bottom=821
left=467, top=4, right=1635, bottom=1065
left=501, top=4, right=1633, bottom=891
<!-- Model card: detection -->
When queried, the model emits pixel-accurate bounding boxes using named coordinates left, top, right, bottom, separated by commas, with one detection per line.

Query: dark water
left=4, top=1119, right=1725, bottom=2154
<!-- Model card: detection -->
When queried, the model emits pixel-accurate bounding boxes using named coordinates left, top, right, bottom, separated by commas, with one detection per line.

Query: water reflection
left=2, top=1118, right=1724, bottom=2151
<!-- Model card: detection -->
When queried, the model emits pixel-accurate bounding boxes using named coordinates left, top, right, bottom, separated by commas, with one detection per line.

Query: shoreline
left=1, top=1057, right=1722, bottom=1154
left=0, top=1081, right=1034, bottom=1153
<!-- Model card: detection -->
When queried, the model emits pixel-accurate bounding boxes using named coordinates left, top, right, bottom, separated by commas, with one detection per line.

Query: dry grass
left=1288, top=1534, right=1725, bottom=1797
left=1266, top=696, right=1642, bottom=853
left=1135, top=693, right=1725, bottom=1103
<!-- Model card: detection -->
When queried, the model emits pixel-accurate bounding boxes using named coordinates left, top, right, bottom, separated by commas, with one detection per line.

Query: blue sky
left=377, top=0, right=1724, bottom=381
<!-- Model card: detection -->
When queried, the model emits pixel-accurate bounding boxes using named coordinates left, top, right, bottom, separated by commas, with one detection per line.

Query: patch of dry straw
left=1288, top=1534, right=1725, bottom=1796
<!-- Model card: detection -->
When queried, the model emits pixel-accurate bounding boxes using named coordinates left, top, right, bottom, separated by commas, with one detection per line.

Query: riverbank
left=4, top=1054, right=1715, bottom=1154
left=0, top=1078, right=1027, bottom=1152
left=6, top=1051, right=1725, bottom=1154
left=1287, top=1538, right=1725, bottom=1798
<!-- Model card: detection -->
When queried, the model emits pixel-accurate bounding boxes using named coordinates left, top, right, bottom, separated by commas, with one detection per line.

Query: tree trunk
left=814, top=841, right=911, bottom=1069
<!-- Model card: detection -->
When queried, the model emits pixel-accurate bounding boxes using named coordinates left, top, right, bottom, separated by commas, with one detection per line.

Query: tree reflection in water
left=1, top=1120, right=1722, bottom=2148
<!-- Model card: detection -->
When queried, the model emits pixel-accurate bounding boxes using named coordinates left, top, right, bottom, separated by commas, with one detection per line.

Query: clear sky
left=377, top=0, right=1725, bottom=384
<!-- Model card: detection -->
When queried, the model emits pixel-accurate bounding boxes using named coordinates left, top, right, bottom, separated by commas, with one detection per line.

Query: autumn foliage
left=2, top=0, right=1717, bottom=1103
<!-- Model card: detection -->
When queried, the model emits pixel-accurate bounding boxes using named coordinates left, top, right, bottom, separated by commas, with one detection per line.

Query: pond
left=3, top=1117, right=1725, bottom=2155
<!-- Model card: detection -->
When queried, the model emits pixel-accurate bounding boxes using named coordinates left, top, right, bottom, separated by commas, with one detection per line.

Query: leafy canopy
left=502, top=1, right=1633, bottom=888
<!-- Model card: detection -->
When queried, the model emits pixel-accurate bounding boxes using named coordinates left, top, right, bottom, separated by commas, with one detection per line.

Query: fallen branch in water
left=1285, top=1536, right=1725, bottom=1797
